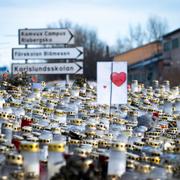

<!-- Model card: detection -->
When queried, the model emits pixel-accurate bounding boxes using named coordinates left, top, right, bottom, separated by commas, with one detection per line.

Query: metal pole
left=66, top=59, right=70, bottom=83
left=109, top=62, right=113, bottom=115
left=65, top=44, right=69, bottom=84
left=25, top=44, right=28, bottom=64
left=11, top=63, right=13, bottom=77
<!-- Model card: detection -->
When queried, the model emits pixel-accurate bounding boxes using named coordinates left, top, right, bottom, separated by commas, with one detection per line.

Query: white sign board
left=19, top=28, right=74, bottom=45
left=97, top=62, right=127, bottom=105
left=12, top=47, right=84, bottom=60
left=12, top=62, right=83, bottom=75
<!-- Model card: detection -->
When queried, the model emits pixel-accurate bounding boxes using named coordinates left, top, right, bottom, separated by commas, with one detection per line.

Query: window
left=164, top=42, right=171, bottom=52
left=147, top=71, right=153, bottom=81
left=129, top=74, right=132, bottom=82
left=172, top=38, right=179, bottom=49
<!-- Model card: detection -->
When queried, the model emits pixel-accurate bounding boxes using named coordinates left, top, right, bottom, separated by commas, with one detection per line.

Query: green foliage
left=72, top=77, right=90, bottom=88
left=1, top=72, right=31, bottom=88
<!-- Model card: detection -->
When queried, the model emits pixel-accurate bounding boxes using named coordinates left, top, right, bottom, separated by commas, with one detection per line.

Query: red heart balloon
left=110, top=72, right=126, bottom=87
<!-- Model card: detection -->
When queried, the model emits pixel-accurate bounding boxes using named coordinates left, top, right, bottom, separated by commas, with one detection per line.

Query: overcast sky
left=0, top=0, right=179, bottom=68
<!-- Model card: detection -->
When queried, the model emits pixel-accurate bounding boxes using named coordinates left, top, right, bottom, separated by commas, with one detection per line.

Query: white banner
left=19, top=28, right=74, bottom=45
left=12, top=62, right=83, bottom=75
left=12, top=47, right=84, bottom=60
left=97, top=62, right=127, bottom=105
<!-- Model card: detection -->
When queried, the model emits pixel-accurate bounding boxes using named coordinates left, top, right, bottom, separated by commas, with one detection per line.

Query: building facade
left=113, top=29, right=180, bottom=86
left=161, top=28, right=180, bottom=85
left=114, top=41, right=163, bottom=85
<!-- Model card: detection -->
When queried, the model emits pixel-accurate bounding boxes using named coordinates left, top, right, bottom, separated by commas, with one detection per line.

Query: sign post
left=25, top=44, right=28, bottom=64
left=19, top=28, right=75, bottom=45
left=12, top=62, right=83, bottom=75
left=66, top=59, right=70, bottom=83
left=12, top=28, right=83, bottom=80
left=12, top=47, right=84, bottom=60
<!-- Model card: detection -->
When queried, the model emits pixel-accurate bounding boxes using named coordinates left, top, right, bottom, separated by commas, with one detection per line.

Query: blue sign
left=32, top=83, right=42, bottom=90
left=0, top=66, right=8, bottom=74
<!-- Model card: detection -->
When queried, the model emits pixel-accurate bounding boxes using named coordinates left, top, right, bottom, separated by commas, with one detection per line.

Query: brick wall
left=114, top=41, right=162, bottom=65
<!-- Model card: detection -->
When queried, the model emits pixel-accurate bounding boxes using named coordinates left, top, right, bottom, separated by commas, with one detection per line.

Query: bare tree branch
left=146, top=15, right=169, bottom=41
